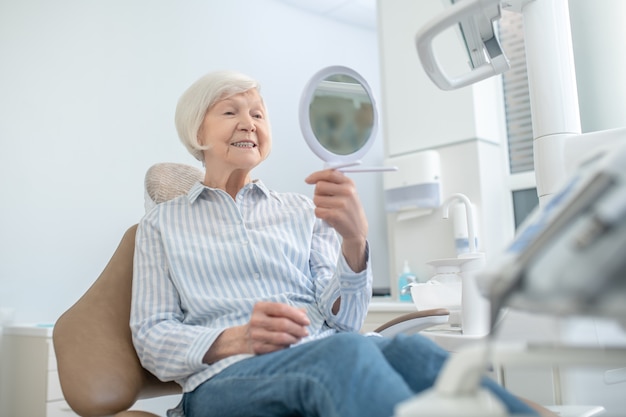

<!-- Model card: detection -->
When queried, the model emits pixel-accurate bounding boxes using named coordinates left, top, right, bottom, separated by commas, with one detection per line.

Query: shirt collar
left=186, top=179, right=273, bottom=204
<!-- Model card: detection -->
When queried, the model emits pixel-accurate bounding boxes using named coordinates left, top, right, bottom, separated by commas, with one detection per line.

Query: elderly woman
left=130, top=70, right=541, bottom=417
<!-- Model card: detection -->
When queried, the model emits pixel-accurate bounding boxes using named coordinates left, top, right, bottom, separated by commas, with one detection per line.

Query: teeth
left=233, top=142, right=255, bottom=148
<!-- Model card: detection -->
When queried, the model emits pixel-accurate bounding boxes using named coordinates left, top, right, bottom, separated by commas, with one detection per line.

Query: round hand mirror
left=299, top=66, right=396, bottom=172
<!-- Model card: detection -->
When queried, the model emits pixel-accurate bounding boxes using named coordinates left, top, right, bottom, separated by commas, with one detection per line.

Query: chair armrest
left=373, top=308, right=450, bottom=337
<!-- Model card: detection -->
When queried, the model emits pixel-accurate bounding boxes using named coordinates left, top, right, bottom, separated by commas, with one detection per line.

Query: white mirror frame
left=299, top=65, right=379, bottom=168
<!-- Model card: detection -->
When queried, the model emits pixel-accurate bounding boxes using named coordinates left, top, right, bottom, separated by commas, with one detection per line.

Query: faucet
left=441, top=193, right=477, bottom=254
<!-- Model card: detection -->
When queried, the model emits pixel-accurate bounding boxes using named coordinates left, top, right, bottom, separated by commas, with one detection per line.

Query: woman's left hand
left=305, top=169, right=368, bottom=272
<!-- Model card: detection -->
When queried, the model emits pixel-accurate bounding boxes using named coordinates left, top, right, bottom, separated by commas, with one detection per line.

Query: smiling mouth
left=232, top=141, right=256, bottom=148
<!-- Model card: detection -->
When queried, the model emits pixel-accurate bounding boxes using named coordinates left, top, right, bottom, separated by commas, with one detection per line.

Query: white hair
left=175, top=70, right=262, bottom=161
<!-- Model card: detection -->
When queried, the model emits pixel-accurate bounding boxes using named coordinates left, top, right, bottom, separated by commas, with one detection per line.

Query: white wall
left=0, top=0, right=389, bottom=324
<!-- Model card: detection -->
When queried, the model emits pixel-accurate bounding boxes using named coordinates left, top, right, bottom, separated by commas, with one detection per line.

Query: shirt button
left=253, top=273, right=260, bottom=279
left=242, top=240, right=249, bottom=246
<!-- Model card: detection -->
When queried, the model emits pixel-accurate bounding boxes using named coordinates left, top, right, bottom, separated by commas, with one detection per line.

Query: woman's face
left=198, top=88, right=271, bottom=171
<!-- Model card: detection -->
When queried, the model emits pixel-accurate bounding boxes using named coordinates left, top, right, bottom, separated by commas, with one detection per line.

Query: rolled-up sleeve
left=310, top=219, right=372, bottom=332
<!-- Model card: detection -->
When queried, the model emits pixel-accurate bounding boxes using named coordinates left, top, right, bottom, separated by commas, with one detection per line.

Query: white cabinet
left=377, top=0, right=506, bottom=157
left=0, top=325, right=77, bottom=417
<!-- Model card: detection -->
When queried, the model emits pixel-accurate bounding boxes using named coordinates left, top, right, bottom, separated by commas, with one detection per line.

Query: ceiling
left=276, top=0, right=377, bottom=30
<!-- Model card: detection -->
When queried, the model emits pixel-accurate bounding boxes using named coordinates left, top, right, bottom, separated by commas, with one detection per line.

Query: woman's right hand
left=245, top=302, right=310, bottom=354
left=203, top=302, right=310, bottom=364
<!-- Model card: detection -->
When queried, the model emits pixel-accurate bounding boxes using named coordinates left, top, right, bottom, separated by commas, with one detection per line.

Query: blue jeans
left=183, top=333, right=536, bottom=417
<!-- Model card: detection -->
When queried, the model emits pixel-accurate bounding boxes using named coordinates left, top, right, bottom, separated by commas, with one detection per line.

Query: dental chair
left=52, top=162, right=450, bottom=417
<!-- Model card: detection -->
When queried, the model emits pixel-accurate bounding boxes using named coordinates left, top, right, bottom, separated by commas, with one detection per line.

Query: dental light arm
left=415, top=0, right=509, bottom=90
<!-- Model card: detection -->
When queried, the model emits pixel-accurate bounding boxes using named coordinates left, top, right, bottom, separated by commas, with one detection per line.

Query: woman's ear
left=196, top=116, right=206, bottom=146
left=196, top=127, right=203, bottom=146
left=196, top=133, right=205, bottom=148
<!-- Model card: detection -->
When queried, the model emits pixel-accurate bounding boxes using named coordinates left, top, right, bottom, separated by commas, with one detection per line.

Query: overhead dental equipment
left=395, top=0, right=626, bottom=415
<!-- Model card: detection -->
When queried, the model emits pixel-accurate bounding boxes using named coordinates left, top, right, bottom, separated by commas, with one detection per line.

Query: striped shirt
left=130, top=180, right=373, bottom=393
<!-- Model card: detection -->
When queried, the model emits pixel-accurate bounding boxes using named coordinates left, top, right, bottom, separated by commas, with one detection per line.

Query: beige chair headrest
left=144, top=162, right=204, bottom=212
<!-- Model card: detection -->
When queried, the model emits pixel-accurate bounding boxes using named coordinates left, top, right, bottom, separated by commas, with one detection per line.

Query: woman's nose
left=238, top=114, right=256, bottom=132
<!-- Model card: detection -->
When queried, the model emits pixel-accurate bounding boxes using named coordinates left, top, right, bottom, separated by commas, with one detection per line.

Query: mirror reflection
left=299, top=65, right=396, bottom=172
left=309, top=74, right=374, bottom=156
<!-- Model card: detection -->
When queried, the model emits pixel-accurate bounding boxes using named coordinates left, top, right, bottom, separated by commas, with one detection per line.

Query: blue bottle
left=398, top=260, right=416, bottom=302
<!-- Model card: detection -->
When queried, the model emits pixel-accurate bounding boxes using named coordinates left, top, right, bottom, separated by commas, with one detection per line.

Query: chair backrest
left=53, top=162, right=203, bottom=416
left=53, top=225, right=181, bottom=416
